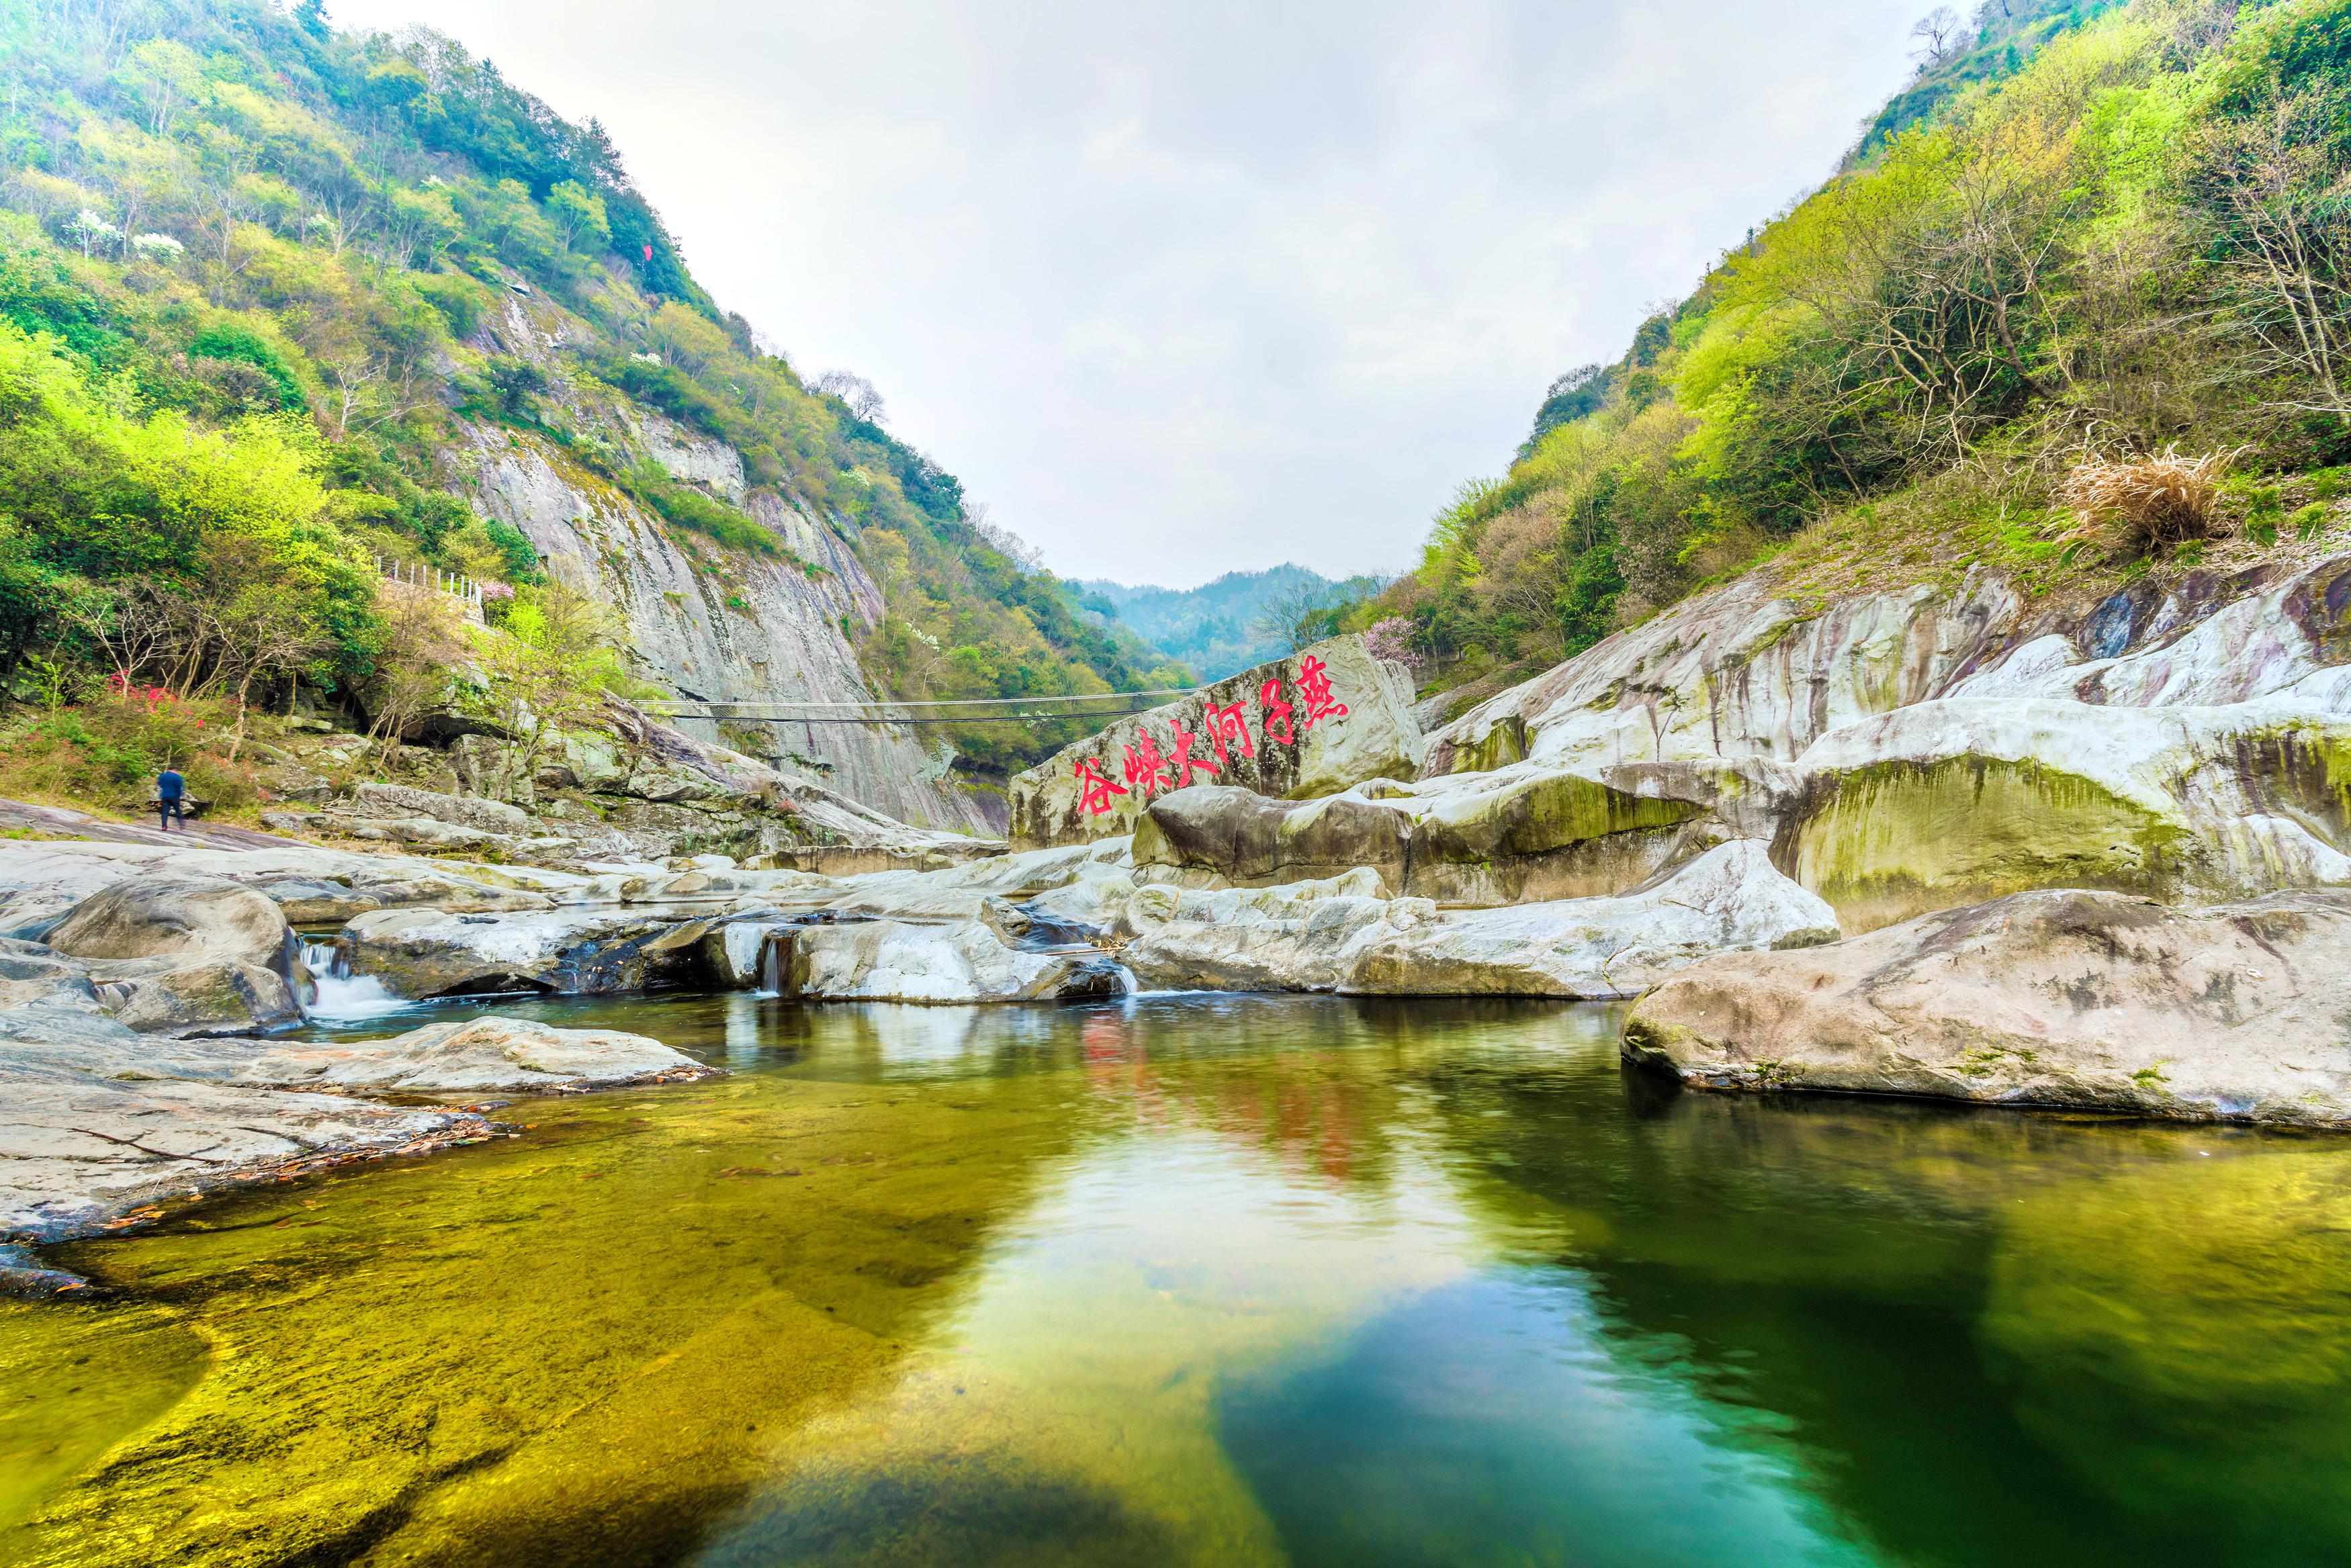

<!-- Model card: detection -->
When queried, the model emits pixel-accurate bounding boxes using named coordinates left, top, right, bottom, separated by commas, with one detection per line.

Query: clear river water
left=6, top=991, right=2351, bottom=1567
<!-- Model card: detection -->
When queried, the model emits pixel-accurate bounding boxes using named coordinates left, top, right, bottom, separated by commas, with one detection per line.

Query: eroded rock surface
left=343, top=908, right=701, bottom=999
left=234, top=1015, right=716, bottom=1094
left=1110, top=843, right=1835, bottom=997
left=0, top=1007, right=488, bottom=1244
left=1133, top=771, right=1728, bottom=904
left=1622, top=888, right=2351, bottom=1125
left=1347, top=841, right=1839, bottom=997
left=777, top=919, right=1121, bottom=1003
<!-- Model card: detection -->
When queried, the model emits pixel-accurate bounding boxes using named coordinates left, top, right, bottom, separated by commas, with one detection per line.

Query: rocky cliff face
left=1401, top=556, right=2351, bottom=928
left=459, top=291, right=994, bottom=837
left=1425, top=558, right=2351, bottom=774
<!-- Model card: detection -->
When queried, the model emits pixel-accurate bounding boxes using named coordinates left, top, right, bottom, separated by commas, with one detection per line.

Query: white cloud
left=328, top=0, right=1925, bottom=586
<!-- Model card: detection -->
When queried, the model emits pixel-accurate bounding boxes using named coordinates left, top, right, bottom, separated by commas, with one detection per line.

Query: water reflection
left=3, top=995, right=2348, bottom=1567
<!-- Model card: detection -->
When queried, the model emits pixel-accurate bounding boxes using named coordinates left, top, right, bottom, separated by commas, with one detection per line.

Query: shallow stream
left=7, top=993, right=2351, bottom=1566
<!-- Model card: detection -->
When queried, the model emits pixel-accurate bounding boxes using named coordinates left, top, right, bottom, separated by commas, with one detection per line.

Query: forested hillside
left=1072, top=565, right=1385, bottom=681
left=0, top=0, right=1182, bottom=825
left=1370, top=0, right=2351, bottom=691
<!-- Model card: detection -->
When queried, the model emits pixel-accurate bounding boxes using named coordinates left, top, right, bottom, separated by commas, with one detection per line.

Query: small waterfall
left=300, top=936, right=415, bottom=1022
left=756, top=929, right=794, bottom=998
left=1112, top=964, right=1139, bottom=997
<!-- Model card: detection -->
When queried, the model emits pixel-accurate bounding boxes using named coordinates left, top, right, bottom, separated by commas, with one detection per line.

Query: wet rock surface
left=0, top=1008, right=715, bottom=1244
left=0, top=1007, right=492, bottom=1245
left=777, top=918, right=1116, bottom=1003
left=342, top=907, right=702, bottom=999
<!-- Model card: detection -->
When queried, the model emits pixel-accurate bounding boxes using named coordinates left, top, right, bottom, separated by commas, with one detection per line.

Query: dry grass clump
left=2057, top=446, right=2241, bottom=551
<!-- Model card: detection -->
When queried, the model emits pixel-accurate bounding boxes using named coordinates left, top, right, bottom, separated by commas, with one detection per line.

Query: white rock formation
left=1623, top=887, right=2351, bottom=1126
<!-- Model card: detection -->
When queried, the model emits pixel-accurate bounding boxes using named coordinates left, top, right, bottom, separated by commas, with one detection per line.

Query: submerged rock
left=0, top=1007, right=715, bottom=1242
left=1622, top=887, right=2351, bottom=1125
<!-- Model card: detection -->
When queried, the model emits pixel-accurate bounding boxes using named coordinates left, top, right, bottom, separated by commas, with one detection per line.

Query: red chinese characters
left=1073, top=755, right=1128, bottom=816
left=1121, top=732, right=1173, bottom=800
left=1297, top=655, right=1349, bottom=730
left=1259, top=678, right=1296, bottom=747
left=1202, top=700, right=1255, bottom=766
left=1168, top=719, right=1218, bottom=787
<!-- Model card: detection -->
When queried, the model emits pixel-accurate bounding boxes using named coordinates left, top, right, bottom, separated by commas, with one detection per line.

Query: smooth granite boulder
left=87, top=954, right=303, bottom=1036
left=236, top=1015, right=717, bottom=1094
left=1622, top=887, right=2351, bottom=1125
left=1121, top=871, right=1407, bottom=993
left=342, top=908, right=697, bottom=998
left=46, top=873, right=294, bottom=976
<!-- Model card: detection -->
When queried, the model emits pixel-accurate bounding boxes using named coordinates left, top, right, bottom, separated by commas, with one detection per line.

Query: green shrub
left=186, top=323, right=306, bottom=411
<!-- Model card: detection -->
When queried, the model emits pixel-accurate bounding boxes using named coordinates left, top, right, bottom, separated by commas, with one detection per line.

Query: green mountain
left=1073, top=566, right=1386, bottom=682
left=0, top=0, right=1184, bottom=829
left=1373, top=0, right=2351, bottom=687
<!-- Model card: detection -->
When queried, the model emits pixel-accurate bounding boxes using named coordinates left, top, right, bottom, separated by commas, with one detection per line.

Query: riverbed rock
left=817, top=887, right=1034, bottom=941
left=46, top=873, right=294, bottom=976
left=1121, top=870, right=1406, bottom=992
left=778, top=919, right=1120, bottom=1003
left=1343, top=841, right=1840, bottom=997
left=0, top=939, right=103, bottom=1013
left=342, top=908, right=699, bottom=998
left=1620, top=887, right=2351, bottom=1125
left=234, top=1015, right=717, bottom=1094
left=1008, top=635, right=1423, bottom=846
left=87, top=954, right=303, bottom=1036
left=0, top=1008, right=487, bottom=1244
left=0, top=838, right=568, bottom=939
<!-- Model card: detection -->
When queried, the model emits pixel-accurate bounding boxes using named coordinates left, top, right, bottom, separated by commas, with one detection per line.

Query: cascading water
left=756, top=929, right=791, bottom=999
left=299, top=937, right=415, bottom=1022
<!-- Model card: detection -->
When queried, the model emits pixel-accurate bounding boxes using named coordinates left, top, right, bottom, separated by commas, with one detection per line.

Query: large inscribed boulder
left=1008, top=635, right=1421, bottom=847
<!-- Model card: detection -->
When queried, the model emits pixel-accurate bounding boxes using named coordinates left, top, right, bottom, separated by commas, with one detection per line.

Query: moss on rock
left=1784, top=757, right=2190, bottom=931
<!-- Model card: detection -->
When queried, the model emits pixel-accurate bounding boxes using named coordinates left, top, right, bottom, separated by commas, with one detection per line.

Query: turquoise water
left=6, top=993, right=2350, bottom=1566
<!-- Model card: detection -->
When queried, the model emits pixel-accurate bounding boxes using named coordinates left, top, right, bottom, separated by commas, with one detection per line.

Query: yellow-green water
left=7, top=993, right=2351, bottom=1566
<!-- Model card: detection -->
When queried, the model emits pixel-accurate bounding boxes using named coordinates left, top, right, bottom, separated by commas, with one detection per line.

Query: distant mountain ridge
left=1071, top=565, right=1385, bottom=682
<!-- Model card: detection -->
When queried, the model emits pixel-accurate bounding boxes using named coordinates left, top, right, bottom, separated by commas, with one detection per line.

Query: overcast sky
left=332, top=0, right=1928, bottom=588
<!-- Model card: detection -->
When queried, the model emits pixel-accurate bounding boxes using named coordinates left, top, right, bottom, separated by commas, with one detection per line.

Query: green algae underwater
left=8, top=993, right=2351, bottom=1567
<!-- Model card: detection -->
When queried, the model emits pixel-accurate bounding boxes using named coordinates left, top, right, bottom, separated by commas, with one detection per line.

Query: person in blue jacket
left=157, top=766, right=186, bottom=831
